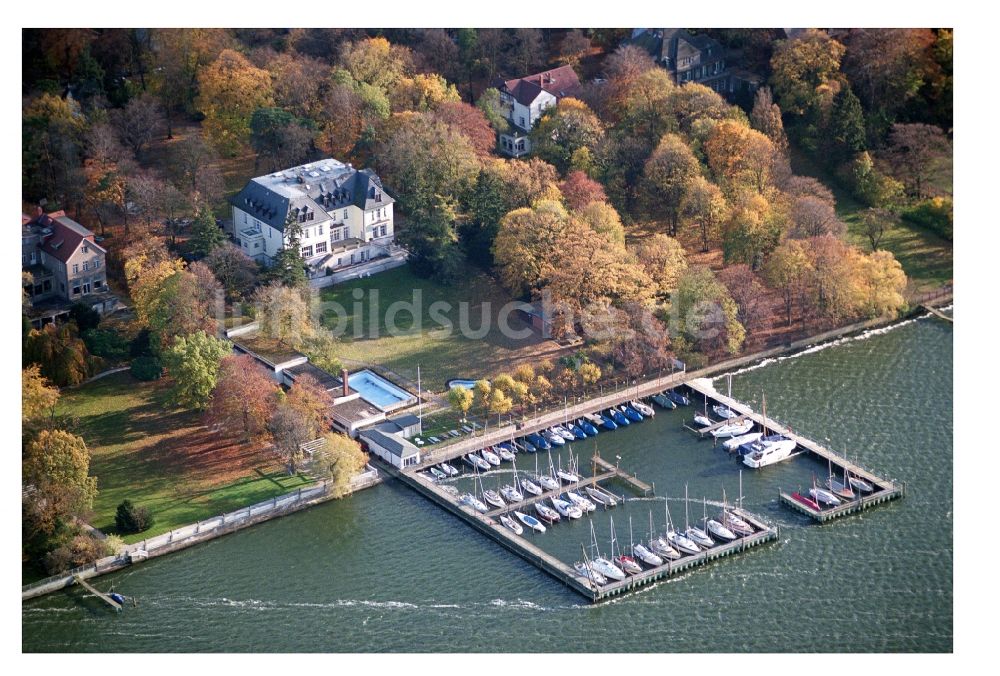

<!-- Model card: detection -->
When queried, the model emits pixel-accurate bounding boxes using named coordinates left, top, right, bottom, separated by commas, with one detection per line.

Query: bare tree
left=788, top=195, right=846, bottom=239
left=886, top=123, right=950, bottom=200
left=860, top=207, right=898, bottom=251
left=112, top=93, right=166, bottom=155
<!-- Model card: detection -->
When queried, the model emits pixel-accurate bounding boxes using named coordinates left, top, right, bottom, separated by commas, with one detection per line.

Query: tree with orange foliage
left=207, top=354, right=278, bottom=442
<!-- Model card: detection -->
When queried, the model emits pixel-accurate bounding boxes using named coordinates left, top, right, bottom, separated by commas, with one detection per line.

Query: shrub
left=115, top=499, right=155, bottom=534
left=83, top=328, right=130, bottom=361
left=129, top=328, right=153, bottom=357
left=69, top=303, right=101, bottom=332
left=902, top=196, right=953, bottom=241
left=130, top=356, right=162, bottom=381
left=42, top=533, right=106, bottom=574
left=102, top=534, right=125, bottom=557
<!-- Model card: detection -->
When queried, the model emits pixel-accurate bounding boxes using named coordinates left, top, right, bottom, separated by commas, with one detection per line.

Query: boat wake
left=713, top=313, right=931, bottom=381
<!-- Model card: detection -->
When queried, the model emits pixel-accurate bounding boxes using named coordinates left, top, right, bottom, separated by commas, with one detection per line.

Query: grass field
left=58, top=372, right=312, bottom=544
left=319, top=264, right=565, bottom=391
left=789, top=146, right=953, bottom=294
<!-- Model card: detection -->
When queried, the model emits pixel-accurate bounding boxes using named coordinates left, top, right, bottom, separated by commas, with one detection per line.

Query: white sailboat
left=703, top=496, right=736, bottom=541
left=723, top=432, right=763, bottom=452
left=480, top=448, right=501, bottom=466
left=499, top=514, right=523, bottom=535
left=710, top=418, right=755, bottom=439
left=610, top=516, right=642, bottom=575
left=439, top=462, right=459, bottom=477
left=648, top=509, right=681, bottom=560
left=588, top=522, right=625, bottom=581
left=514, top=510, right=546, bottom=533
left=460, top=492, right=488, bottom=513
left=631, top=515, right=663, bottom=566
left=684, top=484, right=715, bottom=548
left=585, top=485, right=618, bottom=508
left=574, top=558, right=607, bottom=586
left=551, top=496, right=583, bottom=519
left=809, top=476, right=842, bottom=507
left=664, top=493, right=701, bottom=555
left=565, top=490, right=596, bottom=513
left=630, top=400, right=655, bottom=417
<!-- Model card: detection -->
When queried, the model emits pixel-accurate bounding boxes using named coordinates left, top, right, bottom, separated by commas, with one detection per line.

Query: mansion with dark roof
left=228, top=159, right=395, bottom=273
left=21, top=209, right=118, bottom=326
left=631, top=29, right=762, bottom=100
left=495, top=65, right=581, bottom=157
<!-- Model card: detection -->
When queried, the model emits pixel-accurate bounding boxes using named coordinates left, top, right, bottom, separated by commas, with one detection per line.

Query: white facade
left=229, top=159, right=396, bottom=273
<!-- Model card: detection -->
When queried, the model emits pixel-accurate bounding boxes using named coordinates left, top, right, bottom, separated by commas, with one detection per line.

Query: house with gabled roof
left=495, top=65, right=582, bottom=157
left=21, top=209, right=118, bottom=325
left=632, top=29, right=762, bottom=100
left=229, top=158, right=398, bottom=276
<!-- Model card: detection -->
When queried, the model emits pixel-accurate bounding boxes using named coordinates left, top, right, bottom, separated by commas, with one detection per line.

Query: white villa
left=496, top=65, right=581, bottom=157
left=228, top=159, right=396, bottom=274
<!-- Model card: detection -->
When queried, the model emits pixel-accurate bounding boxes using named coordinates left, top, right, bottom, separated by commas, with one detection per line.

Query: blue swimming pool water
left=349, top=370, right=413, bottom=409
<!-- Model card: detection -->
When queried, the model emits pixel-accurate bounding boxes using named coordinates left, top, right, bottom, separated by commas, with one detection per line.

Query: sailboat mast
left=684, top=483, right=690, bottom=530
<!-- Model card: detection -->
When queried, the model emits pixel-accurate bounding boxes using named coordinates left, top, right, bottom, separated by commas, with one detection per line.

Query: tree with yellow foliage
left=196, top=49, right=274, bottom=155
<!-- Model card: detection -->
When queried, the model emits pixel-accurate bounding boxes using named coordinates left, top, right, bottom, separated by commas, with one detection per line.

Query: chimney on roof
left=342, top=368, right=350, bottom=397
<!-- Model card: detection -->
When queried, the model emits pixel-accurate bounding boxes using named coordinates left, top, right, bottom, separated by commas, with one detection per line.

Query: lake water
left=22, top=310, right=953, bottom=652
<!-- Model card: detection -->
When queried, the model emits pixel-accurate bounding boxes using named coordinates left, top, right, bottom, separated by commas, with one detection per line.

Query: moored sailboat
left=499, top=514, right=523, bottom=535
left=514, top=510, right=546, bottom=533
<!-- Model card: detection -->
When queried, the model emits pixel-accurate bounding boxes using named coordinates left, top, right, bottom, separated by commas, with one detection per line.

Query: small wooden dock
left=591, top=454, right=654, bottom=494
left=921, top=305, right=953, bottom=323
left=684, top=378, right=905, bottom=522
left=73, top=575, right=121, bottom=612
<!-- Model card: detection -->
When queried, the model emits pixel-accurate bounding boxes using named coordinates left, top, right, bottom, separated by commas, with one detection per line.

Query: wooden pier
left=385, top=460, right=778, bottom=603
left=921, top=305, right=953, bottom=323
left=73, top=575, right=122, bottom=612
left=591, top=454, right=654, bottom=494
left=684, top=378, right=905, bottom=522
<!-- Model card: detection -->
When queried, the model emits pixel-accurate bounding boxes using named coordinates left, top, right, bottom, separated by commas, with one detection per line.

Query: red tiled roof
left=501, top=65, right=582, bottom=105
left=33, top=212, right=103, bottom=264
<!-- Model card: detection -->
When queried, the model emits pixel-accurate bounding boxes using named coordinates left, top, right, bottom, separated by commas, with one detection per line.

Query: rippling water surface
left=23, top=314, right=952, bottom=652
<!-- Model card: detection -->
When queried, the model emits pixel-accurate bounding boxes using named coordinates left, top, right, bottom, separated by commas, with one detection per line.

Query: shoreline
left=21, top=291, right=951, bottom=604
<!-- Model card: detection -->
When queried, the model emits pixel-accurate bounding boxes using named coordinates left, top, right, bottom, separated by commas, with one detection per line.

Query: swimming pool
left=446, top=379, right=479, bottom=390
left=349, top=369, right=416, bottom=410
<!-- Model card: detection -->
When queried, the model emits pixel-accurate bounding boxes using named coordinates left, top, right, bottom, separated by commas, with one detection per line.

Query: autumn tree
left=602, top=44, right=657, bottom=114
left=763, top=239, right=814, bottom=326
left=313, top=432, right=369, bottom=497
left=111, top=92, right=165, bottom=155
left=249, top=107, right=314, bottom=172
left=682, top=175, right=729, bottom=252
left=640, top=133, right=700, bottom=235
left=630, top=234, right=688, bottom=296
left=530, top=98, right=604, bottom=174
left=151, top=29, right=230, bottom=137
left=391, top=73, right=461, bottom=112
left=841, top=28, right=937, bottom=123
left=704, top=120, right=777, bottom=195
left=447, top=386, right=474, bottom=422
left=205, top=243, right=258, bottom=301
left=788, top=195, right=846, bottom=239
left=722, top=191, right=787, bottom=269
left=558, top=30, right=591, bottom=68
left=161, top=331, right=232, bottom=410
left=492, top=200, right=574, bottom=297
left=598, top=304, right=671, bottom=379
left=207, top=354, right=278, bottom=441
left=886, top=122, right=950, bottom=199
left=616, top=68, right=676, bottom=147
left=339, top=36, right=413, bottom=91
left=769, top=29, right=847, bottom=117
left=23, top=323, right=91, bottom=387
left=858, top=250, right=908, bottom=318
left=559, top=171, right=607, bottom=211
left=267, top=400, right=314, bottom=475
left=22, top=365, right=60, bottom=428
left=23, top=429, right=97, bottom=539
left=144, top=268, right=219, bottom=349
left=719, top=264, right=768, bottom=335
left=806, top=235, right=868, bottom=322
left=860, top=207, right=897, bottom=251
left=750, top=86, right=788, bottom=155
left=196, top=49, right=275, bottom=155
left=435, top=101, right=497, bottom=157
left=672, top=266, right=745, bottom=356
left=576, top=201, right=625, bottom=247
left=254, top=282, right=314, bottom=348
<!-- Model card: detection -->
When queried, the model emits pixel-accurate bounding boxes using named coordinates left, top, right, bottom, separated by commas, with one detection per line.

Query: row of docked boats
left=574, top=486, right=760, bottom=586
left=790, top=461, right=876, bottom=511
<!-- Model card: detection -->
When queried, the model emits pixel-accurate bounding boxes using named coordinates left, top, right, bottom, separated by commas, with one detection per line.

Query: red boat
left=614, top=555, right=643, bottom=575
left=791, top=491, right=822, bottom=511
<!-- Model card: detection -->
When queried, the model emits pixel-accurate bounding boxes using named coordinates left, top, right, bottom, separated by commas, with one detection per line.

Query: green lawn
left=789, top=146, right=953, bottom=294
left=319, top=264, right=555, bottom=391
left=58, top=372, right=312, bottom=544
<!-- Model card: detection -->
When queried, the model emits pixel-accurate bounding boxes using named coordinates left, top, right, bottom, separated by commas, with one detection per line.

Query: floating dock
left=684, top=378, right=905, bottom=522
left=382, top=459, right=778, bottom=603
left=72, top=575, right=122, bottom=612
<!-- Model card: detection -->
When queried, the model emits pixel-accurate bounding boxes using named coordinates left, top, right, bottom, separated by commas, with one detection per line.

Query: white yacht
left=630, top=400, right=655, bottom=417
left=710, top=419, right=755, bottom=439
left=742, top=436, right=797, bottom=469
left=722, top=432, right=763, bottom=452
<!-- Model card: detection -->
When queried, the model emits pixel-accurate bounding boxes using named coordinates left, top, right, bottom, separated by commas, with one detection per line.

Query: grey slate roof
left=358, top=429, right=419, bottom=458
left=229, top=159, right=394, bottom=234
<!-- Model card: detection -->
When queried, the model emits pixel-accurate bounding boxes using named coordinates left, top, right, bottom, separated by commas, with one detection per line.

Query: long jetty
left=684, top=378, right=905, bottom=522
left=383, top=459, right=778, bottom=603
left=72, top=575, right=122, bottom=612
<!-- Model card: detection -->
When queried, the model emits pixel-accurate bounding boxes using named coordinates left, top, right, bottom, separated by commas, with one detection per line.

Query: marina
left=20, top=309, right=953, bottom=651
